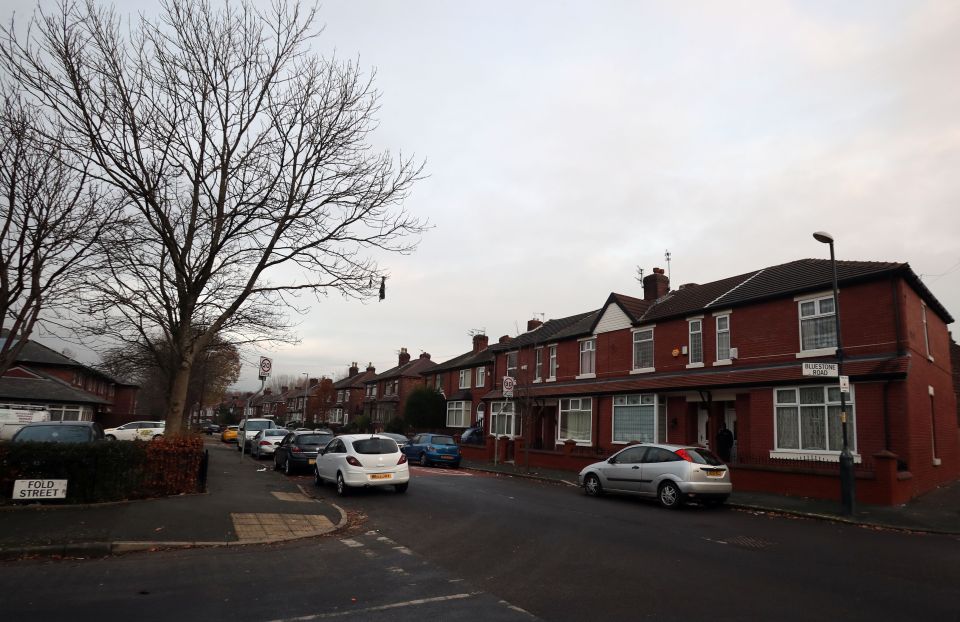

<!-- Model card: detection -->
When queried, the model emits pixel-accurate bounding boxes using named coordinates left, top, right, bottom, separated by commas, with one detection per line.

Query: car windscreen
left=684, top=448, right=724, bottom=465
left=15, top=426, right=92, bottom=442
left=245, top=420, right=272, bottom=431
left=353, top=438, right=399, bottom=454
left=298, top=434, right=332, bottom=446
left=431, top=435, right=455, bottom=446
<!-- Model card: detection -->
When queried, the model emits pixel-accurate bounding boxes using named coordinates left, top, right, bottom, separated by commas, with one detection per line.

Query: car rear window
left=298, top=434, right=332, bottom=446
left=15, top=426, right=93, bottom=443
left=245, top=420, right=272, bottom=431
left=431, top=435, right=455, bottom=445
left=264, top=429, right=287, bottom=437
left=684, top=448, right=724, bottom=465
left=353, top=438, right=399, bottom=454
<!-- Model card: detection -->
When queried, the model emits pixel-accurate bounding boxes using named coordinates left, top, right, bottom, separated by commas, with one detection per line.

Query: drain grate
left=726, top=535, right=773, bottom=550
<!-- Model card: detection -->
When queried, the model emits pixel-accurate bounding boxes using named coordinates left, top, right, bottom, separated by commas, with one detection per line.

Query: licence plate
left=308, top=459, right=316, bottom=465
left=370, top=473, right=392, bottom=480
left=705, top=470, right=724, bottom=478
left=440, top=455, right=453, bottom=460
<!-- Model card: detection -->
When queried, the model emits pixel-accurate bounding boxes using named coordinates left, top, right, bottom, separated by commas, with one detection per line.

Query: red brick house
left=461, top=259, right=958, bottom=505
left=330, top=363, right=376, bottom=426
left=424, top=333, right=495, bottom=431
left=0, top=336, right=139, bottom=428
left=364, top=348, right=437, bottom=428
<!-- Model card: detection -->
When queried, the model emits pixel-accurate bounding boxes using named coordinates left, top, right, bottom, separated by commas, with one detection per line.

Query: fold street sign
left=802, top=362, right=839, bottom=377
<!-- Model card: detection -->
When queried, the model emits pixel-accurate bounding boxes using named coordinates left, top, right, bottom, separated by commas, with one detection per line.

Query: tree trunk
left=166, top=350, right=197, bottom=435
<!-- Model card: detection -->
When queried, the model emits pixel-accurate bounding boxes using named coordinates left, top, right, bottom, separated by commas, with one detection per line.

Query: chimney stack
left=419, top=352, right=431, bottom=360
left=473, top=333, right=489, bottom=353
left=499, top=335, right=512, bottom=344
left=527, top=318, right=543, bottom=331
left=349, top=362, right=359, bottom=377
left=398, top=347, right=411, bottom=366
left=366, top=362, right=375, bottom=373
left=643, top=267, right=670, bottom=301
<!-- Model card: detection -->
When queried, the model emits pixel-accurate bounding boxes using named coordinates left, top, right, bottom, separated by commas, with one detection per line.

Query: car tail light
left=675, top=448, right=694, bottom=462
left=259, top=440, right=271, bottom=446
left=346, top=456, right=362, bottom=467
left=291, top=446, right=302, bottom=453
left=398, top=454, right=407, bottom=465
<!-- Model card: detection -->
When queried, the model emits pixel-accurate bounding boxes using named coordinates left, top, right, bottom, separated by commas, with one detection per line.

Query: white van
left=0, top=405, right=51, bottom=441
left=237, top=417, right=275, bottom=452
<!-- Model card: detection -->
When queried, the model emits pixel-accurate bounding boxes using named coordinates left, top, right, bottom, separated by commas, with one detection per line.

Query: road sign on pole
left=839, top=375, right=850, bottom=393
left=259, top=356, right=273, bottom=379
left=502, top=376, right=515, bottom=398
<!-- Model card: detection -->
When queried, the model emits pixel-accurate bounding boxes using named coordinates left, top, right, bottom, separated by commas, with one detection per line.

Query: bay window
left=612, top=394, right=656, bottom=443
left=446, top=401, right=470, bottom=428
left=774, top=385, right=855, bottom=454
left=490, top=401, right=520, bottom=437
left=558, top=397, right=592, bottom=444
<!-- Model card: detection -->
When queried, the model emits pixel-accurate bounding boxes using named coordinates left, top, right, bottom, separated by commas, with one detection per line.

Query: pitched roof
left=430, top=348, right=494, bottom=373
left=1, top=331, right=138, bottom=386
left=0, top=372, right=112, bottom=405
left=333, top=369, right=377, bottom=390
left=488, top=311, right=598, bottom=351
left=368, top=355, right=438, bottom=382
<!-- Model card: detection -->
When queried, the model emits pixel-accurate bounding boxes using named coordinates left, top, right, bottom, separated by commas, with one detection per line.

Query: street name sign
left=802, top=362, right=838, bottom=377
left=13, top=479, right=67, bottom=500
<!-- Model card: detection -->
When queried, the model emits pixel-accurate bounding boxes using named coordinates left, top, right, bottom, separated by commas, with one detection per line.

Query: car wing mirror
left=607, top=457, right=617, bottom=464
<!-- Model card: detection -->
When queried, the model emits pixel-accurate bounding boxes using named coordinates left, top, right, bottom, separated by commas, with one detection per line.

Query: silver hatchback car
left=578, top=443, right=731, bottom=509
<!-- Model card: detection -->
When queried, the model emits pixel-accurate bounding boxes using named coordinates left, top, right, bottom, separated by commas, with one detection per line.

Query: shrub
left=384, top=416, right=407, bottom=434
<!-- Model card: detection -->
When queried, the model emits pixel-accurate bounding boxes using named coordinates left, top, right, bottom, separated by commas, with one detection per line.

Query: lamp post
left=813, top=231, right=856, bottom=515
left=302, top=372, right=310, bottom=425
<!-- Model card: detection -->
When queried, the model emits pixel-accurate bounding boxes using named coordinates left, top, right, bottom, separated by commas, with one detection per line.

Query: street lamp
left=301, top=372, right=310, bottom=425
left=813, top=231, right=856, bottom=515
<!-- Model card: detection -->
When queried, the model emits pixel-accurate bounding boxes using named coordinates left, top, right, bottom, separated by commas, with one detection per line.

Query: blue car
left=403, top=433, right=461, bottom=467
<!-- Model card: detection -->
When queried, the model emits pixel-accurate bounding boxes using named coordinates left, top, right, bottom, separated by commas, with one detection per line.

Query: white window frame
left=534, top=348, right=543, bottom=382
left=922, top=304, right=933, bottom=361
left=715, top=313, right=731, bottom=365
left=506, top=352, right=518, bottom=379
left=578, top=338, right=596, bottom=379
left=558, top=397, right=592, bottom=445
left=459, top=369, right=471, bottom=389
left=446, top=401, right=470, bottom=428
left=547, top=345, right=557, bottom=381
left=687, top=318, right=703, bottom=368
left=771, top=384, right=859, bottom=461
left=490, top=401, right=520, bottom=438
left=631, top=327, right=655, bottom=373
left=476, top=366, right=485, bottom=387
left=435, top=374, right=444, bottom=390
left=611, top=394, right=657, bottom=443
left=795, top=292, right=838, bottom=358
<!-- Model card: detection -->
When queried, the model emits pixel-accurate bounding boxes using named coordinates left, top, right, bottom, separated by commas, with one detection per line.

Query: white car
left=237, top=417, right=275, bottom=452
left=104, top=420, right=165, bottom=441
left=314, top=434, right=410, bottom=496
left=251, top=428, right=288, bottom=459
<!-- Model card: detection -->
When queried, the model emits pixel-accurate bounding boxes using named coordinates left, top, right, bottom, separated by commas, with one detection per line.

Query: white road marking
left=339, top=539, right=363, bottom=548
left=270, top=592, right=483, bottom=621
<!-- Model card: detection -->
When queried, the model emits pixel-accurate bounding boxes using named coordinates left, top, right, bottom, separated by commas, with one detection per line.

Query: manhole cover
left=726, top=535, right=773, bottom=549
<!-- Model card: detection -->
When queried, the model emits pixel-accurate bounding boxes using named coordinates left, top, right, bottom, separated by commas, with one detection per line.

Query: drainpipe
left=882, top=380, right=891, bottom=451
left=892, top=276, right=905, bottom=356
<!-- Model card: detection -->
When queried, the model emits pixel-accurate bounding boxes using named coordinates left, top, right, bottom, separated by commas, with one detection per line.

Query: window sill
left=546, top=377, right=556, bottom=383
left=927, top=355, right=935, bottom=363
left=712, top=360, right=732, bottom=367
left=933, top=457, right=942, bottom=466
left=532, top=378, right=542, bottom=384
left=685, top=362, right=704, bottom=369
left=769, top=450, right=861, bottom=463
left=630, top=367, right=655, bottom=375
left=796, top=347, right=837, bottom=359
left=557, top=439, right=592, bottom=447
left=576, top=373, right=596, bottom=380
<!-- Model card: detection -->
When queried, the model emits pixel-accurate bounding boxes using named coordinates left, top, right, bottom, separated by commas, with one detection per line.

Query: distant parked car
left=378, top=432, right=410, bottom=449
left=103, top=421, right=165, bottom=441
left=238, top=418, right=274, bottom=452
left=274, top=430, right=335, bottom=475
left=314, top=434, right=409, bottom=495
left=221, top=425, right=239, bottom=443
left=12, top=421, right=104, bottom=443
left=402, top=433, right=461, bottom=467
left=460, top=427, right=484, bottom=445
left=201, top=423, right=221, bottom=435
left=251, top=428, right=289, bottom=459
left=578, top=443, right=732, bottom=509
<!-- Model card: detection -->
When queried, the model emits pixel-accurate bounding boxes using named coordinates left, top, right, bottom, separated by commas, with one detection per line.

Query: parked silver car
left=251, top=428, right=289, bottom=459
left=578, top=443, right=731, bottom=509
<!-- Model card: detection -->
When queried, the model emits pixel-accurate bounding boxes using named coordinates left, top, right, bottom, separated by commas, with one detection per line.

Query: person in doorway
left=716, top=422, right=734, bottom=462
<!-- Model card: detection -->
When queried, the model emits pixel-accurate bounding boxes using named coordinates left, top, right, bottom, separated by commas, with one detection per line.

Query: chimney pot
left=527, top=318, right=543, bottom=331
left=643, top=267, right=670, bottom=301
left=399, top=348, right=411, bottom=366
left=473, top=333, right=489, bottom=353
left=420, top=352, right=431, bottom=360
left=499, top=335, right=512, bottom=344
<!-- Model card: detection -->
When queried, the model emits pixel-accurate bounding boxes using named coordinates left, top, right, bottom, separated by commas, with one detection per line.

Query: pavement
left=1, top=442, right=957, bottom=561
left=461, top=460, right=960, bottom=535
left=0, top=438, right=345, bottom=559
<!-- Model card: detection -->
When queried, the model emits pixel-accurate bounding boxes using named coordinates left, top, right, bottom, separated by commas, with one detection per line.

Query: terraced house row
left=333, top=258, right=960, bottom=505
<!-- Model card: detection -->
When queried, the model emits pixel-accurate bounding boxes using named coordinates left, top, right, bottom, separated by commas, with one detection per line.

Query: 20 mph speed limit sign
left=259, top=357, right=273, bottom=378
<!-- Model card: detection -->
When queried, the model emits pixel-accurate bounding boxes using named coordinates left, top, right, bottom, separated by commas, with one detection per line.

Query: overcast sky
left=9, top=1, right=960, bottom=389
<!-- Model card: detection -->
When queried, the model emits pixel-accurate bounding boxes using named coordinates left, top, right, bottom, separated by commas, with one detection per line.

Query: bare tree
left=1, top=1, right=426, bottom=432
left=0, top=92, right=115, bottom=375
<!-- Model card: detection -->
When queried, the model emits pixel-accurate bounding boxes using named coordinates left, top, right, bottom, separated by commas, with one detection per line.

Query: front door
left=724, top=407, right=737, bottom=461
left=697, top=409, right=709, bottom=448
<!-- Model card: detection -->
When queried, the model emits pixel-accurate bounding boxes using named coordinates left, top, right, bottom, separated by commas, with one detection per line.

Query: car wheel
left=314, top=468, right=323, bottom=488
left=105, top=435, right=116, bottom=441
left=395, top=483, right=408, bottom=494
left=419, top=452, right=429, bottom=467
left=584, top=473, right=603, bottom=497
left=658, top=481, right=683, bottom=509
left=152, top=434, right=163, bottom=441
left=336, top=472, right=349, bottom=497
left=273, top=456, right=281, bottom=471
left=284, top=458, right=292, bottom=475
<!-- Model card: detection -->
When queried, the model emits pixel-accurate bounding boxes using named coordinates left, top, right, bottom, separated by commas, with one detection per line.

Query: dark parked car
left=460, top=427, right=484, bottom=445
left=201, top=423, right=221, bottom=435
left=402, top=433, right=461, bottom=467
left=274, top=430, right=335, bottom=475
left=378, top=432, right=410, bottom=449
left=11, top=421, right=105, bottom=443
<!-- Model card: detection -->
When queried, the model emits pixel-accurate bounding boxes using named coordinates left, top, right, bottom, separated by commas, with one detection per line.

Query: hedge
left=0, top=436, right=205, bottom=504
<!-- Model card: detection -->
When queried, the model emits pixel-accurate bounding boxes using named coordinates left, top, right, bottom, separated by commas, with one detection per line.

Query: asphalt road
left=1, top=461, right=958, bottom=621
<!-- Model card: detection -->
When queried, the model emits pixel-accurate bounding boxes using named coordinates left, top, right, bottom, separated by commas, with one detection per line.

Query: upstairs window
left=435, top=374, right=444, bottom=390
left=476, top=366, right=485, bottom=387
left=922, top=304, right=932, bottom=360
left=716, top=315, right=731, bottom=361
left=459, top=369, right=471, bottom=389
left=688, top=320, right=703, bottom=365
left=548, top=345, right=557, bottom=379
left=579, top=339, right=596, bottom=376
left=633, top=329, right=654, bottom=370
left=799, top=295, right=837, bottom=351
left=506, top=352, right=518, bottom=379
left=534, top=348, right=543, bottom=380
